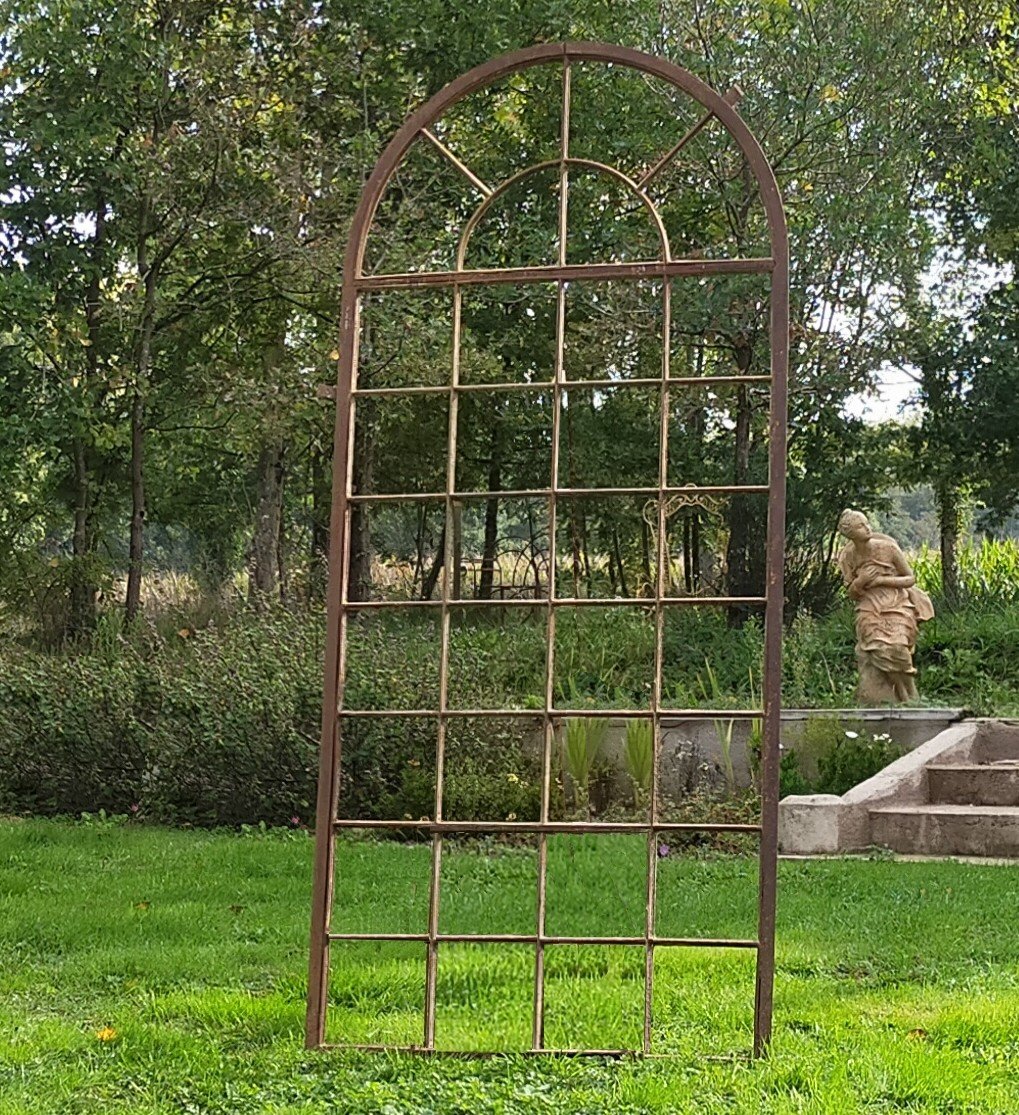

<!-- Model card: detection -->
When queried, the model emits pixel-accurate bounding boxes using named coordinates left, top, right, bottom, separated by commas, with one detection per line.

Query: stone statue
left=836, top=509, right=934, bottom=704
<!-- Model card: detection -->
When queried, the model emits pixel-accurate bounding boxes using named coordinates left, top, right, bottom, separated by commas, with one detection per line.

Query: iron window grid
left=307, top=43, right=788, bottom=1059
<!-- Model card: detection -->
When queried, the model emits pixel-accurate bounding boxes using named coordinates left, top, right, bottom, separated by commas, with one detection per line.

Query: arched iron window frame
left=308, top=41, right=789, bottom=1058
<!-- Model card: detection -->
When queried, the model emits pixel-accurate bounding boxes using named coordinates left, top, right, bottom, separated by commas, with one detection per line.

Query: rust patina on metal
left=306, top=41, right=789, bottom=1058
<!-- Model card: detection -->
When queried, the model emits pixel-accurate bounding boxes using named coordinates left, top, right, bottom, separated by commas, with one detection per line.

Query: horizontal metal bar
left=546, top=936, right=759, bottom=948
left=356, top=257, right=774, bottom=291
left=329, top=932, right=429, bottom=942
left=337, top=708, right=764, bottom=720
left=668, top=375, right=772, bottom=386
left=553, top=595, right=767, bottom=607
left=354, top=378, right=651, bottom=398
left=345, top=595, right=766, bottom=611
left=327, top=931, right=759, bottom=948
left=348, top=484, right=769, bottom=504
left=320, top=1043, right=639, bottom=1057
left=352, top=375, right=772, bottom=399
left=333, top=819, right=761, bottom=833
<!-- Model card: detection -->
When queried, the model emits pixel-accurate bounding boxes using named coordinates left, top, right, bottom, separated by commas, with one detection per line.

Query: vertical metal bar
left=424, top=281, right=462, bottom=1049
left=644, top=277, right=670, bottom=1054
left=558, top=60, right=571, bottom=266
left=424, top=825, right=443, bottom=1049
left=532, top=771, right=550, bottom=1051
left=533, top=56, right=571, bottom=1052
left=754, top=233, right=789, bottom=1058
left=305, top=284, right=361, bottom=1048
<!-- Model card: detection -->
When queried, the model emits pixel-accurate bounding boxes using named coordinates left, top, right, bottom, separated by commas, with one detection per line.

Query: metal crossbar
left=356, top=257, right=773, bottom=290
left=307, top=41, right=788, bottom=1059
left=347, top=486, right=769, bottom=504
left=352, top=374, right=772, bottom=397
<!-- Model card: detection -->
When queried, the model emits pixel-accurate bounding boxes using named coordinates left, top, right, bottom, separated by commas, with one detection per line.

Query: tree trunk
left=690, top=343, right=705, bottom=593
left=124, top=386, right=146, bottom=623
left=412, top=503, right=427, bottom=593
left=125, top=219, right=157, bottom=624
left=640, top=515, right=653, bottom=593
left=581, top=510, right=593, bottom=594
left=682, top=514, right=693, bottom=593
left=611, top=525, right=630, bottom=597
left=421, top=525, right=445, bottom=600
left=308, top=441, right=330, bottom=602
left=451, top=501, right=463, bottom=601
left=68, top=193, right=107, bottom=637
left=565, top=404, right=583, bottom=595
left=936, top=481, right=961, bottom=604
left=278, top=499, right=289, bottom=604
left=249, top=440, right=286, bottom=605
left=725, top=369, right=761, bottom=626
left=69, top=437, right=99, bottom=638
left=526, top=503, right=544, bottom=598
left=347, top=402, right=374, bottom=603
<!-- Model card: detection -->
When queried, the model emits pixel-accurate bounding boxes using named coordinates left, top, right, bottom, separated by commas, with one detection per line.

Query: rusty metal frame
left=307, top=41, right=788, bottom=1058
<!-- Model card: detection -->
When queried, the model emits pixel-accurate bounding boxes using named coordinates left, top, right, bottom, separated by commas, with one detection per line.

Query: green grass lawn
left=2, top=821, right=1018, bottom=1113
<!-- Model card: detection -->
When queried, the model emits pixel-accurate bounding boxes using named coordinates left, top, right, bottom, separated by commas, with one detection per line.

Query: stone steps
left=869, top=803, right=1019, bottom=857
left=926, top=762, right=1019, bottom=807
left=779, top=721, right=1019, bottom=856
left=974, top=727, right=1019, bottom=764
left=870, top=727, right=1019, bottom=855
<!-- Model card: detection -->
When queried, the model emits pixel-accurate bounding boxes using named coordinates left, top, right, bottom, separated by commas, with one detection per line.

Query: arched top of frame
left=345, top=42, right=787, bottom=286
left=456, top=158, right=670, bottom=269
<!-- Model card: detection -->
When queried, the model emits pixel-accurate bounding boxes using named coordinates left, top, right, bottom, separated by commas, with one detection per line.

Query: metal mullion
left=419, top=127, right=494, bottom=197
left=326, top=1044, right=639, bottom=1057
left=348, top=484, right=770, bottom=504
left=666, top=374, right=771, bottom=387
left=334, top=819, right=761, bottom=834
left=306, top=283, right=363, bottom=1048
left=338, top=707, right=765, bottom=720
left=330, top=932, right=429, bottom=942
left=355, top=256, right=774, bottom=291
left=754, top=224, right=789, bottom=1058
left=637, top=87, right=743, bottom=191
left=343, top=594, right=767, bottom=612
left=423, top=282, right=463, bottom=1050
left=328, top=932, right=759, bottom=948
left=644, top=277, right=671, bottom=1054
left=351, top=374, right=771, bottom=399
left=533, top=57, right=570, bottom=1054
left=575, top=484, right=770, bottom=496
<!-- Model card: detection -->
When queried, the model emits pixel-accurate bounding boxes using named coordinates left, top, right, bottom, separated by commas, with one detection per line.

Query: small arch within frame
left=455, top=157, right=671, bottom=270
left=308, top=41, right=789, bottom=1060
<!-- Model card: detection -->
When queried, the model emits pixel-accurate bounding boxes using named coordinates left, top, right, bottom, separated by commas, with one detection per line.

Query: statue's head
left=838, top=508, right=871, bottom=542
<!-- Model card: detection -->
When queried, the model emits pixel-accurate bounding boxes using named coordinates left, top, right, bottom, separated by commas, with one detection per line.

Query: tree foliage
left=1, top=0, right=1015, bottom=637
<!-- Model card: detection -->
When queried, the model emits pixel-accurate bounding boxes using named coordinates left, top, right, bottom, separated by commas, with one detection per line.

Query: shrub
left=779, top=717, right=904, bottom=797
left=0, top=645, right=147, bottom=815
left=815, top=729, right=902, bottom=796
left=1, top=591, right=1017, bottom=827
left=0, top=611, right=323, bottom=826
left=143, top=612, right=323, bottom=826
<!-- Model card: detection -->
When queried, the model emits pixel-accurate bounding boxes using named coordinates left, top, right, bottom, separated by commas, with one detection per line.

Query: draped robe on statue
left=838, top=536, right=934, bottom=690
